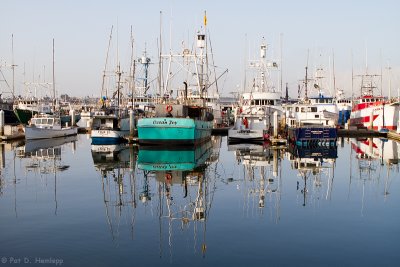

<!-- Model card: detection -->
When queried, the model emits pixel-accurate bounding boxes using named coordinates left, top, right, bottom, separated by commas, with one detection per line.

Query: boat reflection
left=350, top=138, right=399, bottom=210
left=228, top=142, right=282, bottom=221
left=137, top=141, right=214, bottom=258
left=287, top=145, right=337, bottom=207
left=13, top=135, right=77, bottom=215
left=91, top=143, right=137, bottom=241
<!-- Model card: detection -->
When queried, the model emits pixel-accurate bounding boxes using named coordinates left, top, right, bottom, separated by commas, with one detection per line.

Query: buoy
left=166, top=105, right=173, bottom=113
left=165, top=173, right=172, bottom=181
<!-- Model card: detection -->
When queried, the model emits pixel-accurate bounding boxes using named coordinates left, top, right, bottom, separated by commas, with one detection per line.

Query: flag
left=204, top=11, right=207, bottom=26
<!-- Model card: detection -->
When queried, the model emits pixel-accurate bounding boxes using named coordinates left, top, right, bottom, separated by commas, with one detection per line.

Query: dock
left=0, top=125, right=25, bottom=141
left=338, top=129, right=386, bottom=138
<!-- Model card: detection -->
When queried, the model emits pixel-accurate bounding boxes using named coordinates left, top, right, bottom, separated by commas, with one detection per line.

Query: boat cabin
left=30, top=115, right=61, bottom=128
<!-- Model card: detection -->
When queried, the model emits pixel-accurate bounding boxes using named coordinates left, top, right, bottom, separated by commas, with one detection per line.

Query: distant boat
left=24, top=113, right=78, bottom=140
left=0, top=96, right=18, bottom=124
left=13, top=98, right=53, bottom=124
left=336, top=89, right=352, bottom=126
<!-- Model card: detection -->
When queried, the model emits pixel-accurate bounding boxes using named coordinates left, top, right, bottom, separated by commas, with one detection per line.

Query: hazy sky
left=1, top=0, right=399, bottom=99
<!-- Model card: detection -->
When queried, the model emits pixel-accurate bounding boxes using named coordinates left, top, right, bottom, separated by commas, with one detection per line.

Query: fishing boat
left=349, top=73, right=399, bottom=130
left=91, top=27, right=131, bottom=145
left=13, top=97, right=53, bottom=124
left=24, top=113, right=78, bottom=140
left=285, top=67, right=338, bottom=127
left=138, top=19, right=215, bottom=146
left=228, top=38, right=283, bottom=142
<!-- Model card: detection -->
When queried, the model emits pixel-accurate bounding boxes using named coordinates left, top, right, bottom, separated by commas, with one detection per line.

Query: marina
left=0, top=134, right=399, bottom=266
left=1, top=1, right=400, bottom=266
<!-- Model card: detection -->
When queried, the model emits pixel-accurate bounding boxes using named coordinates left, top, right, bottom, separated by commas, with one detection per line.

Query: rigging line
left=207, top=29, right=219, bottom=93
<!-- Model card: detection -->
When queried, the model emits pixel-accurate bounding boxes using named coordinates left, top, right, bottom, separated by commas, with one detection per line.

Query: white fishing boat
left=285, top=67, right=338, bottom=127
left=91, top=109, right=130, bottom=144
left=24, top=113, right=78, bottom=140
left=91, top=27, right=132, bottom=145
left=228, top=39, right=283, bottom=142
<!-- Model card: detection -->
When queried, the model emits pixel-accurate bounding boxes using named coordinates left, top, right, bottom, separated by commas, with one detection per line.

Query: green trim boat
left=138, top=103, right=213, bottom=145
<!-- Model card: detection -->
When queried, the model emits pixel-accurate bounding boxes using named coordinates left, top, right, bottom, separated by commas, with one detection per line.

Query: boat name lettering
left=152, top=119, right=177, bottom=125
left=311, top=130, right=323, bottom=134
left=151, top=164, right=177, bottom=169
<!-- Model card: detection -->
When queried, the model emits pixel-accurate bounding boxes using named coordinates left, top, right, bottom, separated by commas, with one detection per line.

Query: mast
left=279, top=33, right=283, bottom=94
left=102, top=26, right=113, bottom=99
left=129, top=25, right=135, bottom=109
left=332, top=49, right=336, bottom=97
left=52, top=38, right=55, bottom=101
left=11, top=34, right=16, bottom=99
left=158, top=11, right=163, bottom=96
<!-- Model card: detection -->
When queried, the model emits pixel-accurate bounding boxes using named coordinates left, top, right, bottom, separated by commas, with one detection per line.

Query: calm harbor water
left=0, top=134, right=399, bottom=267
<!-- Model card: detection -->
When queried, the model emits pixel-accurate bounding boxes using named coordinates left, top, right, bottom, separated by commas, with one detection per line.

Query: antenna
left=305, top=49, right=309, bottom=100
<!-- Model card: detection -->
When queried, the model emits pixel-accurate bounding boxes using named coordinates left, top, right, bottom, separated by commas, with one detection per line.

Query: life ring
left=165, top=173, right=172, bottom=181
left=166, top=105, right=173, bottom=113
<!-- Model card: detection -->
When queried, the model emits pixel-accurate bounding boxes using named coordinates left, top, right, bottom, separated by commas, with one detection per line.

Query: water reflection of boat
left=15, top=135, right=76, bottom=215
left=23, top=135, right=78, bottom=154
left=137, top=141, right=212, bottom=172
left=351, top=138, right=399, bottom=165
left=349, top=138, right=399, bottom=212
left=137, top=140, right=214, bottom=258
left=287, top=145, right=337, bottom=206
left=229, top=142, right=282, bottom=219
left=91, top=143, right=137, bottom=240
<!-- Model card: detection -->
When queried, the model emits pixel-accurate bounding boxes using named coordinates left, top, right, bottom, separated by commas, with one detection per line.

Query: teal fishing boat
left=138, top=16, right=221, bottom=146
left=137, top=103, right=213, bottom=145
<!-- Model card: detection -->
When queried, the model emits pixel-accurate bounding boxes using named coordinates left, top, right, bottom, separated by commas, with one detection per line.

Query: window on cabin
left=301, top=107, right=305, bottom=112
left=315, top=115, right=319, bottom=118
left=311, top=107, right=317, bottom=112
left=295, top=107, right=299, bottom=112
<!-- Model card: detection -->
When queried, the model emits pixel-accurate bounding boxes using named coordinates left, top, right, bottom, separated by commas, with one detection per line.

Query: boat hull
left=288, top=126, right=337, bottom=147
left=350, top=104, right=399, bottom=130
left=228, top=129, right=265, bottom=142
left=137, top=117, right=212, bottom=145
left=91, top=129, right=129, bottom=145
left=14, top=108, right=36, bottom=124
left=24, top=126, right=78, bottom=140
